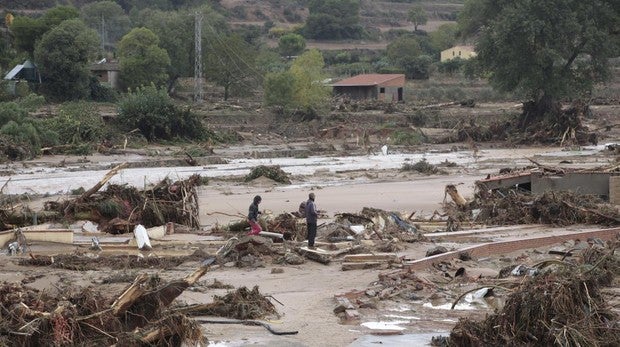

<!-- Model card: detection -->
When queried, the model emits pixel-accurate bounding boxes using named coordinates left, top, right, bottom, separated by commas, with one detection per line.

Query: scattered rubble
left=447, top=241, right=620, bottom=346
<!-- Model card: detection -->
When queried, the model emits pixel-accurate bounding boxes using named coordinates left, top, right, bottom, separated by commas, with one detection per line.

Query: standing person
left=305, top=192, right=318, bottom=249
left=248, top=195, right=262, bottom=235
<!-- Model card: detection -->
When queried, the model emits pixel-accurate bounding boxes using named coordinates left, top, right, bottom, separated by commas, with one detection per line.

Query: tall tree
left=118, top=27, right=170, bottom=90
left=34, top=19, right=100, bottom=101
left=429, top=23, right=458, bottom=53
left=136, top=6, right=229, bottom=93
left=386, top=35, right=431, bottom=79
left=305, top=0, right=363, bottom=40
left=204, top=33, right=259, bottom=100
left=279, top=33, right=306, bottom=57
left=460, top=0, right=620, bottom=119
left=289, top=49, right=330, bottom=110
left=10, top=5, right=79, bottom=57
left=80, top=1, right=132, bottom=49
left=407, top=6, right=428, bottom=32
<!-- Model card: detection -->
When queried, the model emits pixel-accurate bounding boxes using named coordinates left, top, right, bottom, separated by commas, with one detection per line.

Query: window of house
left=379, top=87, right=385, bottom=93
left=459, top=51, right=462, bottom=56
left=452, top=51, right=455, bottom=56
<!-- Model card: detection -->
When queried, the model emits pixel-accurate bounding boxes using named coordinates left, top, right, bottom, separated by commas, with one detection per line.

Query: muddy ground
left=1, top=101, right=619, bottom=346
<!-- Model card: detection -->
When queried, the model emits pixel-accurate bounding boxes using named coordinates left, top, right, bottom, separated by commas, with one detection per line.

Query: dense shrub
left=44, top=102, right=107, bottom=146
left=117, top=85, right=205, bottom=141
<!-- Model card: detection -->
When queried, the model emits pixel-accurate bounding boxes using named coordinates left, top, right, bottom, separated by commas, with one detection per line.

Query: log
left=445, top=184, right=467, bottom=208
left=297, top=247, right=331, bottom=264
left=111, top=273, right=149, bottom=315
left=64, top=162, right=128, bottom=215
left=343, top=253, right=398, bottom=263
left=341, top=262, right=383, bottom=271
left=111, top=258, right=215, bottom=317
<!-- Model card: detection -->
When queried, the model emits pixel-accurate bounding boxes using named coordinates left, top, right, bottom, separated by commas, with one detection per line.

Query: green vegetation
left=245, top=165, right=291, bottom=184
left=264, top=49, right=330, bottom=118
left=117, top=85, right=205, bottom=141
left=80, top=1, right=131, bottom=48
left=401, top=158, right=446, bottom=174
left=118, top=27, right=170, bottom=91
left=391, top=130, right=425, bottom=146
left=10, top=5, right=79, bottom=57
left=304, top=0, right=363, bottom=40
left=279, top=33, right=306, bottom=57
left=460, top=0, right=619, bottom=119
left=34, top=19, right=100, bottom=102
left=407, top=6, right=428, bottom=31
left=205, top=34, right=259, bottom=101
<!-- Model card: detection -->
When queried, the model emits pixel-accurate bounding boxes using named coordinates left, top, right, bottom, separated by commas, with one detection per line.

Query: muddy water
left=0, top=145, right=608, bottom=195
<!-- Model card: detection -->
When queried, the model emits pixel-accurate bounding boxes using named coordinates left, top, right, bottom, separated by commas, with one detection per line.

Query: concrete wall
left=532, top=172, right=613, bottom=197
left=611, top=176, right=620, bottom=205
left=333, top=86, right=377, bottom=100
left=378, top=86, right=402, bottom=102
left=440, top=46, right=476, bottom=62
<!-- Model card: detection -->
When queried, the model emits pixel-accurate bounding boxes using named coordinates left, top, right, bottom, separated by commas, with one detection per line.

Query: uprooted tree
left=459, top=0, right=619, bottom=140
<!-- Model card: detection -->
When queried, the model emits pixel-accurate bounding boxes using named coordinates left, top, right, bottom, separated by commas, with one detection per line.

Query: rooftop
left=332, top=74, right=404, bottom=87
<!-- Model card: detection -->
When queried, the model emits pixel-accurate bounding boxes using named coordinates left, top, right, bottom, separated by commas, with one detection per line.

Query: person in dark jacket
left=304, top=192, right=318, bottom=249
left=248, top=195, right=262, bottom=235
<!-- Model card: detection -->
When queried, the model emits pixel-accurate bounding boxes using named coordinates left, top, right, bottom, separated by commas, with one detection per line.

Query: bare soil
left=1, top=101, right=619, bottom=346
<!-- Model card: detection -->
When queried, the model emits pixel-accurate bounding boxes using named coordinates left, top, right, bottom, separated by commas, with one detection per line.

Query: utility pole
left=194, top=11, right=203, bottom=103
left=100, top=14, right=106, bottom=53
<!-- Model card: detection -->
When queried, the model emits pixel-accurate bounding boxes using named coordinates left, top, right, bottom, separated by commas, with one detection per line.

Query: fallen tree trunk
left=64, top=162, right=128, bottom=215
left=113, top=258, right=215, bottom=329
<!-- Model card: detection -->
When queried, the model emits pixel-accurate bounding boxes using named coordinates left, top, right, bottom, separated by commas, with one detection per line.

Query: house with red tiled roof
left=332, top=73, right=405, bottom=102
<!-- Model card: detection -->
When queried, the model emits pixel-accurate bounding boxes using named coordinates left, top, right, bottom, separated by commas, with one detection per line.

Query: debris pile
left=180, top=286, right=278, bottom=320
left=0, top=260, right=219, bottom=346
left=244, top=165, right=291, bottom=184
left=334, top=208, right=426, bottom=243
left=18, top=251, right=208, bottom=270
left=59, top=173, right=203, bottom=233
left=461, top=190, right=620, bottom=226
left=217, top=235, right=282, bottom=268
left=401, top=158, right=447, bottom=175
left=448, top=243, right=620, bottom=346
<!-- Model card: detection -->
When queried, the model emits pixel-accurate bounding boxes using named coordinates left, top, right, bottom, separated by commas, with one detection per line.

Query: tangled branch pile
left=19, top=250, right=208, bottom=271
left=447, top=190, right=620, bottom=227
left=448, top=244, right=620, bottom=346
left=0, top=269, right=212, bottom=346
left=244, top=165, right=291, bottom=184
left=55, top=174, right=203, bottom=233
left=180, top=286, right=278, bottom=320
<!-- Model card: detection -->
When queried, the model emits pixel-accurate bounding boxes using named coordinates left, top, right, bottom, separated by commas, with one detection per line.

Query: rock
left=426, top=246, right=448, bottom=257
left=271, top=267, right=284, bottom=274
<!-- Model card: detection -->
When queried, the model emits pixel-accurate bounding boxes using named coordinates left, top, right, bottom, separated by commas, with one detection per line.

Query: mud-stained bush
left=117, top=85, right=206, bottom=141
left=401, top=158, right=446, bottom=174
left=245, top=165, right=291, bottom=184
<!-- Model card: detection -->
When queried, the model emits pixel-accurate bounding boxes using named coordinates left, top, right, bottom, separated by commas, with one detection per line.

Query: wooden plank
left=343, top=253, right=397, bottom=263
left=342, top=262, right=382, bottom=271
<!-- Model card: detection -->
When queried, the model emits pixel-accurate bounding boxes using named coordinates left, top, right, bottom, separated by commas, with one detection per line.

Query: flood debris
left=244, top=165, right=291, bottom=184
left=2, top=166, right=204, bottom=233
left=0, top=259, right=218, bottom=346
left=19, top=249, right=209, bottom=270
left=178, top=286, right=278, bottom=320
left=341, top=253, right=401, bottom=271
left=442, top=173, right=620, bottom=227
left=447, top=243, right=620, bottom=346
left=401, top=158, right=447, bottom=175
